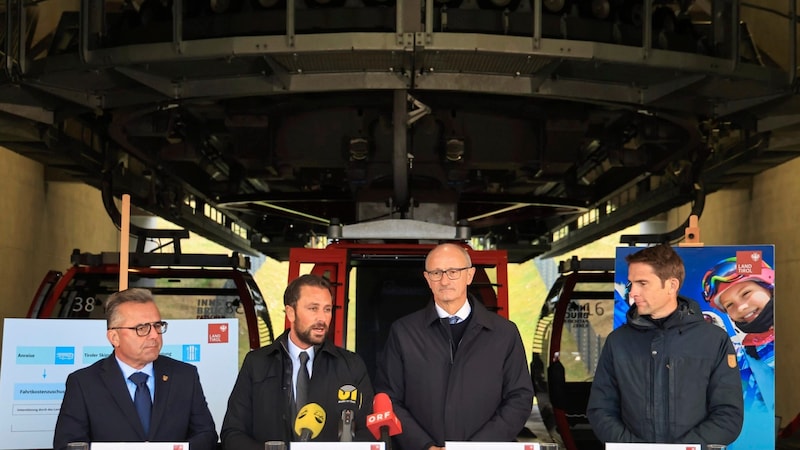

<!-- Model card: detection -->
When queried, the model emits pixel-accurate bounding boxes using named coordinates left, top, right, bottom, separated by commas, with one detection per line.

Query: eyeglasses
left=425, top=267, right=471, bottom=281
left=108, top=321, right=168, bottom=336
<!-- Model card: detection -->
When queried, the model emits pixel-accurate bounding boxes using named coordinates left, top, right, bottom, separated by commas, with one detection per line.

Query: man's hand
left=428, top=447, right=445, bottom=450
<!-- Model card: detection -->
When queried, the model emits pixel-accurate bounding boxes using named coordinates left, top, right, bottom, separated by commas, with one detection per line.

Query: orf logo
left=208, top=323, right=229, bottom=343
left=367, top=411, right=393, bottom=424
left=338, top=384, right=360, bottom=408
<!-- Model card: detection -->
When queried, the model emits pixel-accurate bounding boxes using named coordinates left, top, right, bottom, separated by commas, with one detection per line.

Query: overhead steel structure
left=1, top=0, right=799, bottom=261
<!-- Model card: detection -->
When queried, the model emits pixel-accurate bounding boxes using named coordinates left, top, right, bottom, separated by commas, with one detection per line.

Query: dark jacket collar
left=627, top=295, right=703, bottom=330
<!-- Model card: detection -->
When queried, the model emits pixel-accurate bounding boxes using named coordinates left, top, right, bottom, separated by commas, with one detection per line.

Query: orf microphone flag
left=294, top=402, right=326, bottom=441
left=366, top=392, right=402, bottom=445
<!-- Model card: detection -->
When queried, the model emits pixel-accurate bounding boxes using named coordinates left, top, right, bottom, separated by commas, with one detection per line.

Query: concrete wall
left=0, top=147, right=119, bottom=349
left=669, top=156, right=800, bottom=426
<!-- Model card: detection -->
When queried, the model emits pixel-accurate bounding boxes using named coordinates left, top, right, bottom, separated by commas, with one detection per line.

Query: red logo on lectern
left=208, top=323, right=229, bottom=343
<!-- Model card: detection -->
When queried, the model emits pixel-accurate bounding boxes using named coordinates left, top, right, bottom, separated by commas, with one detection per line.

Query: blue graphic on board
left=160, top=344, right=201, bottom=363
left=13, top=383, right=66, bottom=401
left=54, top=347, right=75, bottom=365
left=183, top=344, right=201, bottom=362
left=81, top=346, right=113, bottom=364
left=615, top=245, right=775, bottom=450
left=15, top=347, right=76, bottom=365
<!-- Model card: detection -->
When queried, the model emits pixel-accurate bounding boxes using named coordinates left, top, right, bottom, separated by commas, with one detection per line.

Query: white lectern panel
left=290, top=443, right=385, bottom=450
left=606, top=443, right=701, bottom=450
left=91, top=442, right=189, bottom=450
left=445, top=443, right=544, bottom=450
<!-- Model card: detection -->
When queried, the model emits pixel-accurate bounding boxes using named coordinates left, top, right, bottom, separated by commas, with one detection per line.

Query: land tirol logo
left=736, top=250, right=763, bottom=275
left=208, top=323, right=229, bottom=343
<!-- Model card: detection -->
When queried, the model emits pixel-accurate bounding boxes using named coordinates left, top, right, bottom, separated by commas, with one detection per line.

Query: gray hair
left=105, top=288, right=155, bottom=327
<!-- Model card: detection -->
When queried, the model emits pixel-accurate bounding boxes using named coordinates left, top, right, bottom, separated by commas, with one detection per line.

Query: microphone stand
left=340, top=409, right=354, bottom=442
left=380, top=425, right=392, bottom=450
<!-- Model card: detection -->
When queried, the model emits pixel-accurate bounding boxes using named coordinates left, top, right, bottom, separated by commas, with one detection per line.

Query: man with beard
left=702, top=257, right=775, bottom=446
left=221, top=274, right=374, bottom=449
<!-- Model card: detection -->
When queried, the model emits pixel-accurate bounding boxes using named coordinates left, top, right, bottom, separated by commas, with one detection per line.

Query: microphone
left=294, top=402, right=326, bottom=441
left=337, top=384, right=361, bottom=442
left=339, top=409, right=354, bottom=442
left=366, top=393, right=402, bottom=450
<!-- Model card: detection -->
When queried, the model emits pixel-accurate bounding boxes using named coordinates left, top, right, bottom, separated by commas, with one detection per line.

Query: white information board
left=0, top=318, right=238, bottom=450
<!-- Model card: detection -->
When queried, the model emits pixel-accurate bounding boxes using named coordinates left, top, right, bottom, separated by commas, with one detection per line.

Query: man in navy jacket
left=376, top=243, right=534, bottom=450
left=53, top=288, right=217, bottom=450
left=587, top=244, right=743, bottom=445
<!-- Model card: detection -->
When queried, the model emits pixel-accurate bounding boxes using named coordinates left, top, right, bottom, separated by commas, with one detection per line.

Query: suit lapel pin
left=162, top=375, right=169, bottom=382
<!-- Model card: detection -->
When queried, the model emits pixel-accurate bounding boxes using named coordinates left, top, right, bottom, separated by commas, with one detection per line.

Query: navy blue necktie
left=129, top=372, right=152, bottom=434
left=449, top=316, right=460, bottom=325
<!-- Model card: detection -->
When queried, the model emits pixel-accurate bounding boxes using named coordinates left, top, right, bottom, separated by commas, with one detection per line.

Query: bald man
left=376, top=243, right=533, bottom=450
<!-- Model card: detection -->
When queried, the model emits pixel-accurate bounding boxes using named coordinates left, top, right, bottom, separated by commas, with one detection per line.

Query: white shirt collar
left=434, top=300, right=472, bottom=322
left=286, top=335, right=316, bottom=361
left=115, top=356, right=154, bottom=380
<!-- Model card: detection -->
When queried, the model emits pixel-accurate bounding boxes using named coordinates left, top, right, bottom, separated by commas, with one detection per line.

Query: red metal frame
left=548, top=271, right=613, bottom=450
left=26, top=270, right=62, bottom=318
left=549, top=271, right=580, bottom=450
left=288, top=246, right=350, bottom=345
left=287, top=242, right=509, bottom=347
left=32, top=265, right=265, bottom=350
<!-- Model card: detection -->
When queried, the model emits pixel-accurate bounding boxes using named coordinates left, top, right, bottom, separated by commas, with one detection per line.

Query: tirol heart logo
left=736, top=250, right=763, bottom=275
left=208, top=323, right=229, bottom=343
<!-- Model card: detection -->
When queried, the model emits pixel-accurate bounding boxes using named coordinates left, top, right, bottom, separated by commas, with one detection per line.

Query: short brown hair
left=283, top=274, right=332, bottom=307
left=105, top=288, right=155, bottom=327
left=625, top=244, right=685, bottom=288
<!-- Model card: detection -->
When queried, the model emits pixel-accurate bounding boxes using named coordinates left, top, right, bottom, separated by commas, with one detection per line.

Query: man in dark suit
left=53, top=288, right=218, bottom=450
left=221, top=274, right=374, bottom=449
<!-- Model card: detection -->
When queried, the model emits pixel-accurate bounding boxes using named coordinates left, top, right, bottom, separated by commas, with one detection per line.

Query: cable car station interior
left=2, top=0, right=800, bottom=449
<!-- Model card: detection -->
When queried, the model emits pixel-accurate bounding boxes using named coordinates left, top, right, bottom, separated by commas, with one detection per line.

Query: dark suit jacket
left=221, top=333, right=374, bottom=450
left=53, top=353, right=218, bottom=450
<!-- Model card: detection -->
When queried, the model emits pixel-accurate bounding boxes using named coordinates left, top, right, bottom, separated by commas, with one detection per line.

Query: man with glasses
left=53, top=288, right=218, bottom=450
left=376, top=243, right=533, bottom=450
